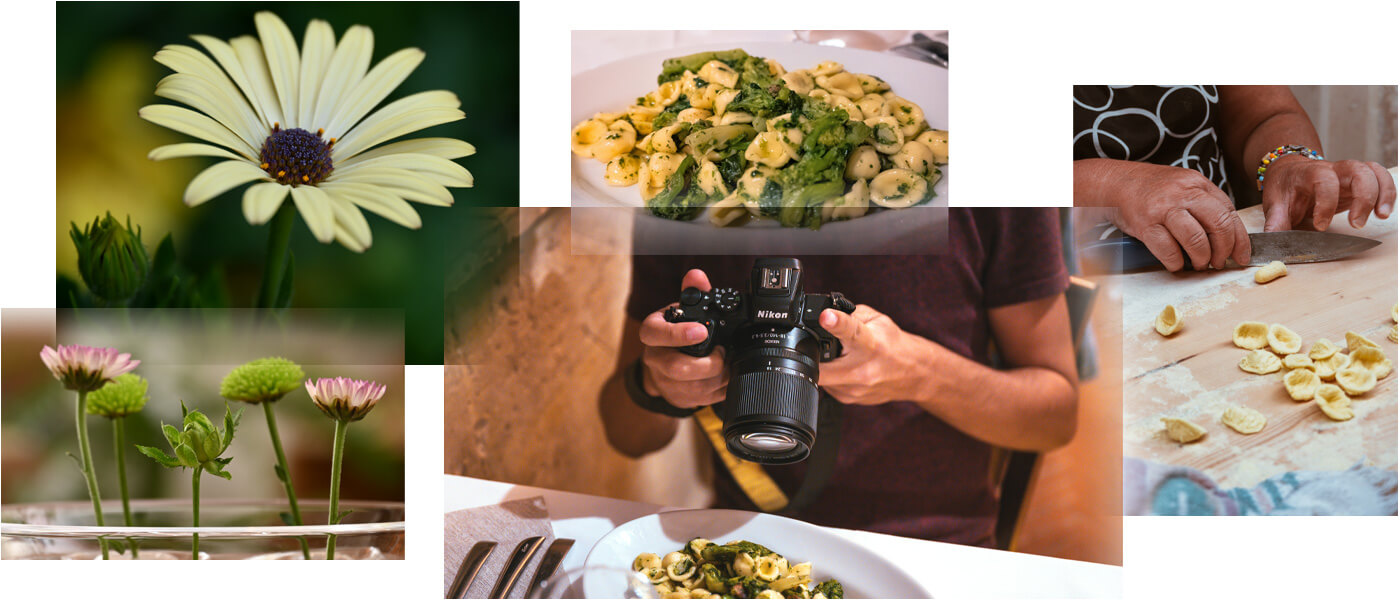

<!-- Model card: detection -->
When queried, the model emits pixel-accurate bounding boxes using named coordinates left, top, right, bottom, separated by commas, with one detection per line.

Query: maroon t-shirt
left=627, top=208, right=1069, bottom=547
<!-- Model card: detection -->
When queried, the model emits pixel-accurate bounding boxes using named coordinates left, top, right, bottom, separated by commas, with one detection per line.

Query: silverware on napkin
left=525, top=538, right=576, bottom=598
left=489, top=536, right=546, bottom=599
left=449, top=541, right=498, bottom=599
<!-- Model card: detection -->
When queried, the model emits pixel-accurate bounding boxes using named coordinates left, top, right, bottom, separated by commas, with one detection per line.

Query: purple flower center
left=259, top=124, right=334, bottom=186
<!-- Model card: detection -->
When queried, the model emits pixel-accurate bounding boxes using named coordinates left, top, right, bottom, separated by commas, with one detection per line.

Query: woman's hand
left=816, top=304, right=940, bottom=406
left=1075, top=159, right=1251, bottom=272
left=1261, top=154, right=1396, bottom=231
left=638, top=269, right=728, bottom=409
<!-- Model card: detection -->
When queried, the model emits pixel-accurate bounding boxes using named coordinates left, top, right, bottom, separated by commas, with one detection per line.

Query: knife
left=449, top=541, right=497, bottom=599
left=1081, top=228, right=1381, bottom=272
left=489, top=536, right=545, bottom=599
left=525, top=538, right=576, bottom=598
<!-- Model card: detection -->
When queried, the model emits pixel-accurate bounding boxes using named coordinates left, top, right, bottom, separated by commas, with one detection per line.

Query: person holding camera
left=599, top=208, right=1079, bottom=547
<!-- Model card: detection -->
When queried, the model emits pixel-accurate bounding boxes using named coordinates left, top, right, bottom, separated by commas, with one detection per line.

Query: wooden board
left=1117, top=206, right=1397, bottom=488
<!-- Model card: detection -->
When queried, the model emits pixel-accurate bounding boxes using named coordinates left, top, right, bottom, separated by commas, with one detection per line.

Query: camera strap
left=693, top=392, right=843, bottom=515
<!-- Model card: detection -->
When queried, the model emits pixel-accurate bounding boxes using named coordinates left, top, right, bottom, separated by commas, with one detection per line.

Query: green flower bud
left=138, top=403, right=242, bottom=474
left=220, top=357, right=305, bottom=404
left=86, top=374, right=149, bottom=418
left=70, top=213, right=149, bottom=302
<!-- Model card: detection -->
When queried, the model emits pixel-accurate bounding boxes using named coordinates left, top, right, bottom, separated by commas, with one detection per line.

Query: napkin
left=1124, top=457, right=1398, bottom=516
left=444, top=496, right=557, bottom=599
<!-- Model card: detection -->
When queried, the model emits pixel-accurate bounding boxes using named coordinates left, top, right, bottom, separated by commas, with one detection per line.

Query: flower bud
left=86, top=374, right=149, bottom=418
left=70, top=213, right=149, bottom=302
left=220, top=357, right=305, bottom=404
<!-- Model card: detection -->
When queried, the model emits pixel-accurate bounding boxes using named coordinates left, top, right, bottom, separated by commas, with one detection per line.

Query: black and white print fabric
left=1073, top=85, right=1233, bottom=201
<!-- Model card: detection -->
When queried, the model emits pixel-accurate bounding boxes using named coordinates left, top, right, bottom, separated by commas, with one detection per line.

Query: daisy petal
left=328, top=166, right=454, bottom=206
left=335, top=153, right=473, bottom=187
left=311, top=25, right=372, bottom=129
left=332, top=222, right=368, bottom=253
left=148, top=143, right=242, bottom=161
left=155, top=73, right=265, bottom=150
left=242, top=181, right=290, bottom=224
left=297, top=19, right=335, bottom=129
left=333, top=90, right=463, bottom=159
left=337, top=137, right=476, bottom=166
left=154, top=44, right=265, bottom=137
left=318, top=181, right=422, bottom=229
left=185, top=160, right=268, bottom=207
left=325, top=192, right=373, bottom=250
left=141, top=104, right=258, bottom=159
left=255, top=11, right=300, bottom=127
left=228, top=35, right=285, bottom=127
left=288, top=185, right=335, bottom=243
left=323, top=47, right=424, bottom=138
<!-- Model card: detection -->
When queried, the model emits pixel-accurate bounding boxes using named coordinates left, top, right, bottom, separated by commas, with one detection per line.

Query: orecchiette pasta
left=634, top=540, right=841, bottom=599
left=1283, top=368, right=1321, bottom=401
left=1314, top=384, right=1353, bottom=421
left=1154, top=304, right=1183, bottom=336
left=1221, top=405, right=1267, bottom=434
left=1239, top=349, right=1282, bottom=374
left=1232, top=321, right=1269, bottom=350
left=1282, top=353, right=1313, bottom=370
left=1334, top=365, right=1377, bottom=395
left=1346, top=331, right=1380, bottom=354
left=572, top=48, right=942, bottom=228
left=1161, top=417, right=1206, bottom=443
left=1267, top=324, right=1302, bottom=355
left=1347, top=346, right=1392, bottom=380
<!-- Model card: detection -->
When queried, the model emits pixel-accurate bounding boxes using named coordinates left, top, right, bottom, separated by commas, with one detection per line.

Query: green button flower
left=86, top=374, right=150, bottom=418
left=220, top=357, right=305, bottom=404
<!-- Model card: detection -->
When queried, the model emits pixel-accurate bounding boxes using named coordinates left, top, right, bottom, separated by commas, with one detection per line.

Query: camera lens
left=722, top=326, right=820, bottom=464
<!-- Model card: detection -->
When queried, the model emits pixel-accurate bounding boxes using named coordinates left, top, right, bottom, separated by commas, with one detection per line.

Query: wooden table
left=1118, top=206, right=1397, bottom=488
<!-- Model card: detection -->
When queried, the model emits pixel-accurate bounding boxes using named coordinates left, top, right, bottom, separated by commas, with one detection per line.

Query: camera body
left=664, top=258, right=854, bottom=464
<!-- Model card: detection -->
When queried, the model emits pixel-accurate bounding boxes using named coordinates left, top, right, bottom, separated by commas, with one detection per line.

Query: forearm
left=1218, top=85, right=1321, bottom=175
left=598, top=366, right=682, bottom=457
left=1073, top=158, right=1126, bottom=208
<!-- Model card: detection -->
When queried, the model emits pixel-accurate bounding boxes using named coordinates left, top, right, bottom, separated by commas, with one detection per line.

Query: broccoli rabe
left=645, top=156, right=712, bottom=221
left=764, top=106, right=872, bottom=228
left=813, top=580, right=845, bottom=599
left=651, top=95, right=693, bottom=129
left=701, top=540, right=777, bottom=564
left=659, top=49, right=751, bottom=83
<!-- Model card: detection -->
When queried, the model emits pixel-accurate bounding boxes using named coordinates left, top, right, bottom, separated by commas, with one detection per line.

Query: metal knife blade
left=489, top=536, right=545, bottom=599
left=449, top=541, right=497, bottom=599
left=525, top=538, right=576, bottom=598
left=1244, top=230, right=1381, bottom=265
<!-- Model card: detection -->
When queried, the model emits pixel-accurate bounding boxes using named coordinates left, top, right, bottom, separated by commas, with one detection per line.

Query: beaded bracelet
left=1257, top=144, right=1323, bottom=190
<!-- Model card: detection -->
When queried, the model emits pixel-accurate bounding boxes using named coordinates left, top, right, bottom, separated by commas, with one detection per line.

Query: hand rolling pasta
left=633, top=538, right=843, bottom=599
left=573, top=49, right=945, bottom=228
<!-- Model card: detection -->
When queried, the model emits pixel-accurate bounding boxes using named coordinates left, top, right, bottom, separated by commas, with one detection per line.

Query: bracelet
left=625, top=359, right=700, bottom=418
left=1257, top=144, right=1323, bottom=190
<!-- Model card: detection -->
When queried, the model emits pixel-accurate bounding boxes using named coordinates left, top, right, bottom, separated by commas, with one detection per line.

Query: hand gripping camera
left=664, top=258, right=854, bottom=464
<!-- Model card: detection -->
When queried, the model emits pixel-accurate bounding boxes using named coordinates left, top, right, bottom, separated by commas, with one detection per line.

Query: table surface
left=445, top=475, right=1121, bottom=599
left=1117, top=205, right=1398, bottom=488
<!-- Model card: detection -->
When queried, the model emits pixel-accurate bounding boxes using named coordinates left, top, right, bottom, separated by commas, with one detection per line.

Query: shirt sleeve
left=975, top=207, right=1070, bottom=309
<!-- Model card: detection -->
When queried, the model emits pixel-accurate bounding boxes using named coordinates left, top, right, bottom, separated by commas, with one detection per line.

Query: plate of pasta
left=570, top=42, right=947, bottom=253
left=581, top=509, right=931, bottom=599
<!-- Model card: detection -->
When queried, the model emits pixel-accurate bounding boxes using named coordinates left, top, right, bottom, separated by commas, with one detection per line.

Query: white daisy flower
left=139, top=11, right=475, bottom=252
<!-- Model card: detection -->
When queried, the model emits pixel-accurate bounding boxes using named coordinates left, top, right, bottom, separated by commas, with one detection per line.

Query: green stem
left=264, top=402, right=311, bottom=559
left=75, top=391, right=108, bottom=560
left=255, top=203, right=296, bottom=311
left=191, top=466, right=202, bottom=560
left=113, top=417, right=137, bottom=558
left=326, top=419, right=348, bottom=560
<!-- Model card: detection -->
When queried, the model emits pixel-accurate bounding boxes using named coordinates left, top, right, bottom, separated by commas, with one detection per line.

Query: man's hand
left=638, top=269, right=728, bottom=409
left=817, top=304, right=939, bottom=406
left=1262, top=155, right=1396, bottom=232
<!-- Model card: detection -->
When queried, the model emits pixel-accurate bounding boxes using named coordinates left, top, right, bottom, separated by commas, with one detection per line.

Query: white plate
left=570, top=42, right=948, bottom=255
left=582, top=509, right=932, bottom=599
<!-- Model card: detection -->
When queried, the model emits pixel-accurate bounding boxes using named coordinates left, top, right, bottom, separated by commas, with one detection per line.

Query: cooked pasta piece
left=868, top=168, right=928, bottom=209
left=890, top=140, right=936, bottom=175
left=916, top=129, right=949, bottom=164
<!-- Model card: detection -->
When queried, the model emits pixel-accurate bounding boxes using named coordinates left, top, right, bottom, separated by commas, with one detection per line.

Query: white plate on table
left=570, top=42, right=948, bottom=255
left=582, top=509, right=932, bottom=599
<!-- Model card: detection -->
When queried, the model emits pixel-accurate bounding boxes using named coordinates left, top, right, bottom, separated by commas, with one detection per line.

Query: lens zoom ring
left=725, top=371, right=819, bottom=425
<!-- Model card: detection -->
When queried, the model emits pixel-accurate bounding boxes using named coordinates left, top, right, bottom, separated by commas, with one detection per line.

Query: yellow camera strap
left=694, top=395, right=843, bottom=515
left=694, top=406, right=790, bottom=512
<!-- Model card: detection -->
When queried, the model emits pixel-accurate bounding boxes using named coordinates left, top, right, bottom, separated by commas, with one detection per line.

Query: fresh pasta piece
left=1161, top=417, right=1207, bottom=443
left=1154, top=305, right=1183, bottom=336
left=1346, top=331, right=1380, bottom=354
left=1347, top=347, right=1392, bottom=379
left=1283, top=368, right=1321, bottom=401
left=868, top=168, right=928, bottom=209
left=1335, top=365, right=1377, bottom=395
left=890, top=140, right=936, bottom=175
left=1254, top=260, right=1287, bottom=284
left=1267, top=324, right=1302, bottom=355
left=1314, top=352, right=1349, bottom=381
left=916, top=129, right=949, bottom=164
left=1390, top=324, right=1398, bottom=343
left=1308, top=339, right=1340, bottom=360
left=1221, top=405, right=1267, bottom=434
left=1232, top=321, right=1269, bottom=350
left=1392, top=303, right=1398, bottom=323
left=1314, top=384, right=1353, bottom=421
left=1239, top=349, right=1282, bottom=374
left=1282, top=354, right=1313, bottom=369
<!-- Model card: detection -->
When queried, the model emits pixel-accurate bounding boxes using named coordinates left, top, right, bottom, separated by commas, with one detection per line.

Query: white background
left=5, top=0, right=1400, bottom=598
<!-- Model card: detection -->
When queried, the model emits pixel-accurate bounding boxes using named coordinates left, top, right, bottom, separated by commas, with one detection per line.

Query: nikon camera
left=664, top=258, right=854, bottom=464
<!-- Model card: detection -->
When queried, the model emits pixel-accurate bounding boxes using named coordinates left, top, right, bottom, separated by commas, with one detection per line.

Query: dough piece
left=1314, top=384, right=1353, bottom=421
left=1155, top=305, right=1183, bottom=336
left=1346, top=331, right=1380, bottom=354
left=1221, top=405, right=1267, bottom=434
left=1389, top=324, right=1398, bottom=344
left=1161, top=417, right=1207, bottom=443
left=1267, top=324, right=1302, bottom=355
left=1232, top=322, right=1270, bottom=350
left=1308, top=339, right=1340, bottom=360
left=1239, top=349, right=1282, bottom=374
left=1347, top=347, right=1392, bottom=380
left=1392, top=303, right=1397, bottom=323
left=1335, top=365, right=1377, bottom=395
left=1283, top=368, right=1321, bottom=401
left=1282, top=354, right=1314, bottom=369
left=1314, top=352, right=1349, bottom=381
left=1254, top=260, right=1287, bottom=284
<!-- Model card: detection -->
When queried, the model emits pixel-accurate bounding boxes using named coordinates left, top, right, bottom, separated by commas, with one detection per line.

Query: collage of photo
left=2, top=2, right=1399, bottom=600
